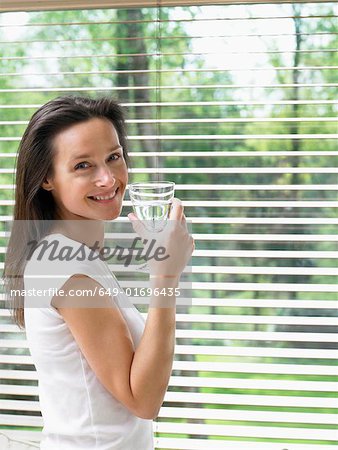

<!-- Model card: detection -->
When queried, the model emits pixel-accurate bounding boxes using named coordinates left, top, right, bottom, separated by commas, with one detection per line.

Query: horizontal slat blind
left=0, top=0, right=332, bottom=13
left=0, top=2, right=337, bottom=450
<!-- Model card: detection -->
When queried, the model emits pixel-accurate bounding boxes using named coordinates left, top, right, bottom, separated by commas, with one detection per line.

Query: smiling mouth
left=88, top=188, right=119, bottom=202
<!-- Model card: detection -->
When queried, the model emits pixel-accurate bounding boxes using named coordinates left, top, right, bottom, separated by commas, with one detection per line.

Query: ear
left=41, top=178, right=54, bottom=192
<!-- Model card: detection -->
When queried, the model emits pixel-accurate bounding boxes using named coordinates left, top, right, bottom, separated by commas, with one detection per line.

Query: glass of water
left=128, top=181, right=175, bottom=270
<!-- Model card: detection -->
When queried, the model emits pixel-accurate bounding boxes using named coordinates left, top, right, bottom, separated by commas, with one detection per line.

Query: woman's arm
left=56, top=275, right=178, bottom=420
left=127, top=276, right=178, bottom=419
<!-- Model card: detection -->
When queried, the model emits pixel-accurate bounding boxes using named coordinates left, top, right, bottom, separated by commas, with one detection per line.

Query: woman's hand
left=128, top=198, right=194, bottom=279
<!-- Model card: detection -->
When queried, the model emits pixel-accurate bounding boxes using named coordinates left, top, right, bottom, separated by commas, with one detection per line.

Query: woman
left=4, top=96, right=193, bottom=449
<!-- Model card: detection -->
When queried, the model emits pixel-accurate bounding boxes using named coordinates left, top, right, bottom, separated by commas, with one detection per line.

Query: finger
left=169, top=198, right=184, bottom=221
left=181, top=214, right=189, bottom=233
left=128, top=212, right=148, bottom=238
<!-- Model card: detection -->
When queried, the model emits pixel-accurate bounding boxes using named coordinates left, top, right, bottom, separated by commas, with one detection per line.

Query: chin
left=105, top=214, right=119, bottom=221
left=104, top=209, right=122, bottom=221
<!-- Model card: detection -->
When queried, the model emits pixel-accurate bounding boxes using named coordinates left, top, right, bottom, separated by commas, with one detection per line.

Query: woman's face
left=42, top=118, right=128, bottom=221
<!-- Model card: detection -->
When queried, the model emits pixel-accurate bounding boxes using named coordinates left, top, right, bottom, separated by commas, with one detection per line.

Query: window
left=0, top=1, right=337, bottom=449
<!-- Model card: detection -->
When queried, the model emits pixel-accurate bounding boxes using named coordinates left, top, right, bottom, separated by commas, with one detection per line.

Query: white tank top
left=24, top=233, right=154, bottom=450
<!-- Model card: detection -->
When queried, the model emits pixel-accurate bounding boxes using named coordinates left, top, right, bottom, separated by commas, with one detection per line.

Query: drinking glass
left=128, top=181, right=175, bottom=270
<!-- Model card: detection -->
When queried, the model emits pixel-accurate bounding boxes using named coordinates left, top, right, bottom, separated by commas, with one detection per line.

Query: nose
left=94, top=164, right=116, bottom=188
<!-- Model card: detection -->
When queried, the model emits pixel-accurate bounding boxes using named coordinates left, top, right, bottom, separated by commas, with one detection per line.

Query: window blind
left=0, top=2, right=337, bottom=449
left=0, top=0, right=332, bottom=13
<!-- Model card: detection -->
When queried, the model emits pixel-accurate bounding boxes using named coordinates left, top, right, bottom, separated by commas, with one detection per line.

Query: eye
left=74, top=161, right=90, bottom=170
left=108, top=153, right=121, bottom=162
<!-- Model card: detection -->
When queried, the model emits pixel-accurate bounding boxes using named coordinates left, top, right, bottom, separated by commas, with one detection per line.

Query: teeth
left=93, top=191, right=116, bottom=201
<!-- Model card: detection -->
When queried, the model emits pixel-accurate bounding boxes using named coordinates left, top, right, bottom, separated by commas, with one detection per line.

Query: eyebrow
left=70, top=144, right=123, bottom=161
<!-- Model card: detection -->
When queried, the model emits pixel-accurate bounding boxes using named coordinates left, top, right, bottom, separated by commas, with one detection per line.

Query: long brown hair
left=3, top=96, right=129, bottom=328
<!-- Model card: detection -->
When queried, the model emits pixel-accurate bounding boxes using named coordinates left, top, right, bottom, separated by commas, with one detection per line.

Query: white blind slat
left=3, top=330, right=337, bottom=344
left=0, top=1, right=333, bottom=12
left=0, top=343, right=337, bottom=360
left=1, top=408, right=338, bottom=425
left=155, top=423, right=338, bottom=440
left=2, top=117, right=338, bottom=125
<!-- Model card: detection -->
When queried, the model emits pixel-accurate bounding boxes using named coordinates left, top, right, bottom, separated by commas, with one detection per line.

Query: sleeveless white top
left=24, top=233, right=154, bottom=450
